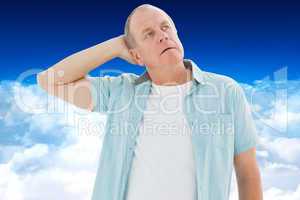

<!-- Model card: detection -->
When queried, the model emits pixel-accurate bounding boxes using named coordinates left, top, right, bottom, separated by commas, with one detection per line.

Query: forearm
left=38, top=37, right=119, bottom=85
left=237, top=176, right=263, bottom=200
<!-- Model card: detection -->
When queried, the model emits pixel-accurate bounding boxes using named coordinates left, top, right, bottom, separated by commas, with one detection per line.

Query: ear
left=129, top=49, right=144, bottom=66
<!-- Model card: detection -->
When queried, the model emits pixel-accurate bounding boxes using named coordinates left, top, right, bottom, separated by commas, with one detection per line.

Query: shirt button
left=190, top=121, right=194, bottom=127
left=129, top=146, right=135, bottom=156
left=129, top=145, right=135, bottom=151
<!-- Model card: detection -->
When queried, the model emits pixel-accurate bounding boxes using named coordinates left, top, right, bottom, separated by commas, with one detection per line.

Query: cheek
left=174, top=37, right=183, bottom=50
left=175, top=40, right=184, bottom=56
left=168, top=34, right=183, bottom=51
left=141, top=44, right=158, bottom=58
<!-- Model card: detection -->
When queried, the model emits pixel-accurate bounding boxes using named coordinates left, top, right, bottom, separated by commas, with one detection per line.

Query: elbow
left=36, top=71, right=52, bottom=91
left=37, top=72, right=46, bottom=90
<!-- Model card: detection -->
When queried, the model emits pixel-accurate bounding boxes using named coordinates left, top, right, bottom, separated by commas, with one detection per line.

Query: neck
left=147, top=61, right=192, bottom=86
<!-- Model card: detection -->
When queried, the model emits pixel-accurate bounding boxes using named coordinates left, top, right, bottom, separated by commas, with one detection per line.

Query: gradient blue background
left=1, top=1, right=300, bottom=199
left=1, top=0, right=299, bottom=83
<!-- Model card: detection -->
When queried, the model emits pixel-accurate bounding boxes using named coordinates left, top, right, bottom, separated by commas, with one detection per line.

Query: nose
left=158, top=31, right=169, bottom=43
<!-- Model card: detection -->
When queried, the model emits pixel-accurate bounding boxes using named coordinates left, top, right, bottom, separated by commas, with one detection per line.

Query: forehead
left=130, top=8, right=171, bottom=35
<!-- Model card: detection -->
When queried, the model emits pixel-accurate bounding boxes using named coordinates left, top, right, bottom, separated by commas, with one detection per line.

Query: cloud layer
left=0, top=78, right=299, bottom=200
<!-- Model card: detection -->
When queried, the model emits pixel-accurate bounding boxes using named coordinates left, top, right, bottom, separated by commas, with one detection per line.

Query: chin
left=161, top=52, right=183, bottom=66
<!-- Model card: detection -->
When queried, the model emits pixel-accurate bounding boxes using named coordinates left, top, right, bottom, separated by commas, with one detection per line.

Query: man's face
left=129, top=7, right=184, bottom=69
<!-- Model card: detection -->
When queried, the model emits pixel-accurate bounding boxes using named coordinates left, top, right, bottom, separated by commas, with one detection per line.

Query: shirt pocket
left=194, top=113, right=234, bottom=149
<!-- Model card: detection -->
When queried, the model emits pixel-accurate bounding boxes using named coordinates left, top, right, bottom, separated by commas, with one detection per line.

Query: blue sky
left=0, top=1, right=299, bottom=83
left=0, top=1, right=300, bottom=199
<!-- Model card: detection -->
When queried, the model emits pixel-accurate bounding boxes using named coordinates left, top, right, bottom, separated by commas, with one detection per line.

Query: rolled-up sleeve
left=231, top=83, right=259, bottom=155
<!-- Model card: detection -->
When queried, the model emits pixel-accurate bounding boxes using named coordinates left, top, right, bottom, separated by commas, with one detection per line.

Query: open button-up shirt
left=89, top=59, right=258, bottom=200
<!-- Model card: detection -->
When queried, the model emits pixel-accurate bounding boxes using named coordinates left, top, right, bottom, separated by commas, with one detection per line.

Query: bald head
left=124, top=4, right=176, bottom=49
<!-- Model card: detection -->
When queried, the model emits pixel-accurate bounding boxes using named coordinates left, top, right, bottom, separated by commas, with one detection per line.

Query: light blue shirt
left=89, top=59, right=258, bottom=200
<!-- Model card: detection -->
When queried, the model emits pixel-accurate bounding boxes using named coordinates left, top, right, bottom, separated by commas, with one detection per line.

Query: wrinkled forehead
left=130, top=7, right=172, bottom=36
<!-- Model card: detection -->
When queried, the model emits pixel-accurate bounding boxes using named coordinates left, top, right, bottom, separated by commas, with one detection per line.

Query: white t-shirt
left=126, top=80, right=197, bottom=200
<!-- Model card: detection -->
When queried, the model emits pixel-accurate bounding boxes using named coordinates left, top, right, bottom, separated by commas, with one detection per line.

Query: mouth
left=160, top=47, right=177, bottom=55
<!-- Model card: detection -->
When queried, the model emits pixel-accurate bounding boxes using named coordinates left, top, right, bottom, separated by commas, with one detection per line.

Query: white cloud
left=261, top=161, right=300, bottom=191
left=0, top=81, right=105, bottom=200
left=0, top=163, right=96, bottom=200
left=263, top=137, right=300, bottom=165
left=241, top=80, right=300, bottom=137
left=1, top=78, right=300, bottom=199
left=264, top=184, right=300, bottom=200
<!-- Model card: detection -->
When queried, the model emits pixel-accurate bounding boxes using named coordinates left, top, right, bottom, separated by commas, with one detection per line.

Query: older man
left=37, top=4, right=263, bottom=200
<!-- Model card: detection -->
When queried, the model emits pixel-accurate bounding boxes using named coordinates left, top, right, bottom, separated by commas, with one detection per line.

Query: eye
left=145, top=31, right=154, bottom=39
left=162, top=24, right=170, bottom=30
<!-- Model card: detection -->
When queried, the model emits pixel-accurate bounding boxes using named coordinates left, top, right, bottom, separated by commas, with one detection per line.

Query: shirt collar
left=133, top=59, right=206, bottom=85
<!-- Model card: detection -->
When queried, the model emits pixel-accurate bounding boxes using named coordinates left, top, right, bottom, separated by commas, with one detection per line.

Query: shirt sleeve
left=88, top=75, right=112, bottom=113
left=231, top=83, right=259, bottom=155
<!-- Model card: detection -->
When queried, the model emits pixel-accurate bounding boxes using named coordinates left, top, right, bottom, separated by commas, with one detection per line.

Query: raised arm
left=36, top=35, right=135, bottom=111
